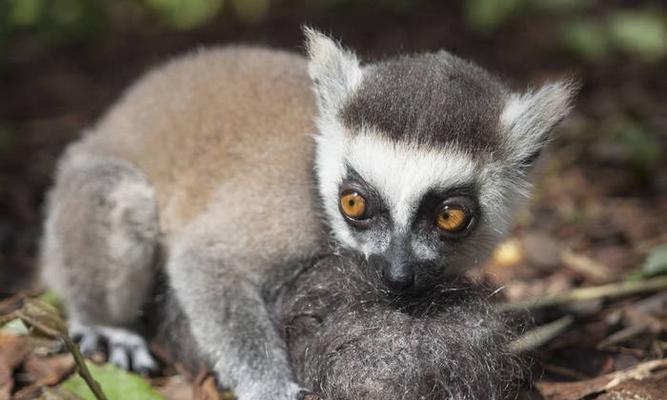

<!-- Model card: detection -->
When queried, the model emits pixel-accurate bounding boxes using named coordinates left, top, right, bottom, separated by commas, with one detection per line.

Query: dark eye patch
left=341, top=165, right=390, bottom=226
left=415, top=185, right=478, bottom=214
left=412, top=185, right=480, bottom=232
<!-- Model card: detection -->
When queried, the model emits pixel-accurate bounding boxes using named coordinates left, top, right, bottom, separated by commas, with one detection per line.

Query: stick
left=497, top=276, right=667, bottom=312
left=14, top=299, right=108, bottom=400
left=62, top=336, right=108, bottom=400
left=510, top=315, right=574, bottom=353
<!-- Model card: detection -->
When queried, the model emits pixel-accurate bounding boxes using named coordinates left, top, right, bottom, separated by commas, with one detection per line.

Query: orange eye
left=340, top=191, right=367, bottom=219
left=436, top=206, right=469, bottom=232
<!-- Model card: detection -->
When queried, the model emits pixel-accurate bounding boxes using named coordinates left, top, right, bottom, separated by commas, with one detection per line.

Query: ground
left=0, top=1, right=666, bottom=399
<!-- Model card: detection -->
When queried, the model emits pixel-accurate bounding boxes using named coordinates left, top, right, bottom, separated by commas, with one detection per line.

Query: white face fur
left=305, top=28, right=576, bottom=293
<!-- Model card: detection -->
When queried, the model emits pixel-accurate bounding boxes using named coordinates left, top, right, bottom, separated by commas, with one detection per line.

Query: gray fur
left=40, top=152, right=160, bottom=372
left=40, top=152, right=158, bottom=327
left=500, top=80, right=579, bottom=169
left=342, top=52, right=507, bottom=153
left=154, top=252, right=525, bottom=399
left=275, top=252, right=525, bottom=400
left=166, top=244, right=305, bottom=399
left=305, top=27, right=363, bottom=119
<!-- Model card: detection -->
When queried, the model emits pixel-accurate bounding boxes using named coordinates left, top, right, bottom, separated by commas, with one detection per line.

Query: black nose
left=382, top=263, right=415, bottom=292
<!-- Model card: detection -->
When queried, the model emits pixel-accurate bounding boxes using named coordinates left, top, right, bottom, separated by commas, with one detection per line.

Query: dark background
left=1, top=0, right=666, bottom=386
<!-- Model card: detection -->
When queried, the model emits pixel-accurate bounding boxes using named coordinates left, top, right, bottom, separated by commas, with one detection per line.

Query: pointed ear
left=500, top=79, right=579, bottom=170
left=303, top=27, right=362, bottom=114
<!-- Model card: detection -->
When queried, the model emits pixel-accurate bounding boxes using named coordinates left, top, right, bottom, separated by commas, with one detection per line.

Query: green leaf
left=1, top=318, right=29, bottom=335
left=144, top=0, right=223, bottom=29
left=560, top=18, right=609, bottom=60
left=7, top=0, right=46, bottom=27
left=641, top=244, right=667, bottom=278
left=464, top=0, right=524, bottom=32
left=38, top=387, right=86, bottom=400
left=39, top=290, right=63, bottom=309
left=61, top=363, right=164, bottom=400
left=608, top=10, right=667, bottom=61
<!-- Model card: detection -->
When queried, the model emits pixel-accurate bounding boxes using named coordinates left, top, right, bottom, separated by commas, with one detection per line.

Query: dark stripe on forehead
left=341, top=51, right=507, bottom=154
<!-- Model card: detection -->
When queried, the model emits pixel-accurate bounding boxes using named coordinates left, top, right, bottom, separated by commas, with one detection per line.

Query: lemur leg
left=167, top=244, right=307, bottom=400
left=40, top=155, right=159, bottom=372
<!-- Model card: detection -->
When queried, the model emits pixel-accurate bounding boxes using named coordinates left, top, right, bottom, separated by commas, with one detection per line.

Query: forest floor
left=1, top=2, right=666, bottom=399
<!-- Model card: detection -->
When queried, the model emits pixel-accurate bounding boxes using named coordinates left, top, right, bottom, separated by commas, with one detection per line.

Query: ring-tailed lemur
left=40, top=28, right=576, bottom=399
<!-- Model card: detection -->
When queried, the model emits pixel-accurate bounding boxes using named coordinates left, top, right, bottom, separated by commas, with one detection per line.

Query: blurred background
left=0, top=0, right=666, bottom=394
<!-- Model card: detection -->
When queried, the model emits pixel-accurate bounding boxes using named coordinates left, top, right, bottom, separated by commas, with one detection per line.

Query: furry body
left=42, top=47, right=324, bottom=397
left=156, top=252, right=524, bottom=400
left=276, top=253, right=524, bottom=400
left=40, top=30, right=574, bottom=399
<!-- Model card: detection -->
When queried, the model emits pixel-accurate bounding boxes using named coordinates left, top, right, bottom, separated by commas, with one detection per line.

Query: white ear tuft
left=303, top=27, right=362, bottom=114
left=500, top=79, right=579, bottom=169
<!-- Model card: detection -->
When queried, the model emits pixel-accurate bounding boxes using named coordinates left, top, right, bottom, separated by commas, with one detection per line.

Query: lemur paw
left=70, top=322, right=158, bottom=374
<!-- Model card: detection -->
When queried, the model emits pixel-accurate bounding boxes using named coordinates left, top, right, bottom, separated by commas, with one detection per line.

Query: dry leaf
left=561, top=249, right=611, bottom=283
left=192, top=370, right=234, bottom=400
left=596, top=376, right=667, bottom=399
left=157, top=375, right=192, bottom=400
left=193, top=373, right=222, bottom=400
left=14, top=354, right=76, bottom=400
left=0, top=332, right=31, bottom=399
left=37, top=387, right=86, bottom=400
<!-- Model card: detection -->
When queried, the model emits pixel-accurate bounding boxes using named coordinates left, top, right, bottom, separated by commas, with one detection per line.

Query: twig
left=13, top=299, right=108, bottom=400
left=0, top=310, right=19, bottom=325
left=561, top=249, right=610, bottom=282
left=497, top=276, right=667, bottom=312
left=510, top=315, right=574, bottom=353
left=597, top=322, right=648, bottom=349
left=61, top=335, right=108, bottom=400
left=602, top=358, right=667, bottom=391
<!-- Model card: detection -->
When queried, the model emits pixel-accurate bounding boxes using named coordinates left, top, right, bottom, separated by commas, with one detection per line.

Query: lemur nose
left=382, top=264, right=415, bottom=292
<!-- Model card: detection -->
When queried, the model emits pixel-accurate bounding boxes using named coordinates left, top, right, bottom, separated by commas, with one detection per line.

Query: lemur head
left=305, top=28, right=577, bottom=294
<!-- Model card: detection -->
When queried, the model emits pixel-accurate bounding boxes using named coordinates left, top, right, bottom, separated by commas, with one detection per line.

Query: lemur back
left=65, top=47, right=322, bottom=258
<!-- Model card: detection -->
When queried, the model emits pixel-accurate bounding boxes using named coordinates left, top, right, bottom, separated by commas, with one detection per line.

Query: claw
left=69, top=322, right=158, bottom=374
left=132, top=346, right=158, bottom=374
left=109, top=344, right=131, bottom=370
left=71, top=325, right=102, bottom=356
left=79, top=333, right=102, bottom=355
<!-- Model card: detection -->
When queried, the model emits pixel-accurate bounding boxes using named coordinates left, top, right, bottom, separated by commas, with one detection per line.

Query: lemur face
left=306, top=28, right=576, bottom=294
